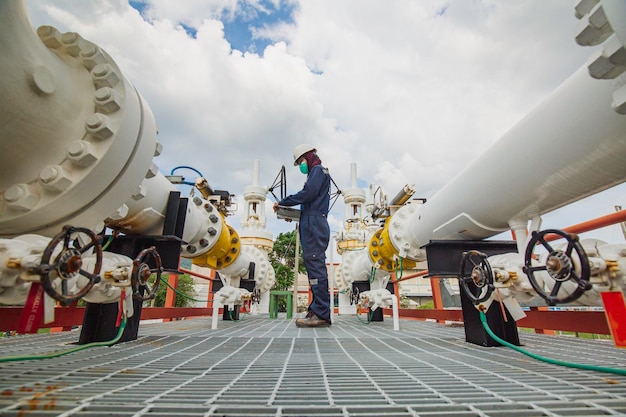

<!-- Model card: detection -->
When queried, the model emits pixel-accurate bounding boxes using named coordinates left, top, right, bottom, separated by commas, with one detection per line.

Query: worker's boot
left=295, top=314, right=330, bottom=328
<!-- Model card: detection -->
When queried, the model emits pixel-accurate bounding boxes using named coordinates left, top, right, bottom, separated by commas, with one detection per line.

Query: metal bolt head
left=94, top=87, right=121, bottom=114
left=37, top=26, right=62, bottom=49
left=39, top=165, right=72, bottom=192
left=86, top=113, right=114, bottom=140
left=145, top=163, right=158, bottom=179
left=108, top=204, right=129, bottom=221
left=61, top=31, right=84, bottom=57
left=209, top=214, right=219, bottom=223
left=186, top=245, right=197, bottom=254
left=131, top=182, right=147, bottom=201
left=154, top=141, right=163, bottom=157
left=3, top=184, right=39, bottom=211
left=79, top=43, right=106, bottom=70
left=67, top=140, right=98, bottom=167
left=91, top=63, right=120, bottom=88
left=207, top=227, right=217, bottom=236
left=613, top=84, right=626, bottom=114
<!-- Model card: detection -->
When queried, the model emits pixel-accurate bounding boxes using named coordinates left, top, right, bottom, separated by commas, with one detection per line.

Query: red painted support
left=530, top=306, right=555, bottom=335
left=163, top=274, right=179, bottom=322
left=429, top=276, right=445, bottom=323
left=601, top=291, right=626, bottom=348
left=207, top=268, right=215, bottom=308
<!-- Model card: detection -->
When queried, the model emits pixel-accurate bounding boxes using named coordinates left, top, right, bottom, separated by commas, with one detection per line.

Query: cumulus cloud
left=24, top=0, right=626, bottom=242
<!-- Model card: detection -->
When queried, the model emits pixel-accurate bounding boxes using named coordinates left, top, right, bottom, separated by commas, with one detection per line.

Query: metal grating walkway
left=1, top=314, right=626, bottom=416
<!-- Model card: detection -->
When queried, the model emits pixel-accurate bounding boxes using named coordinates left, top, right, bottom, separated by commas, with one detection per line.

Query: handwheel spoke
left=62, top=232, right=72, bottom=251
left=550, top=281, right=562, bottom=298
left=527, top=265, right=547, bottom=273
left=78, top=269, right=98, bottom=280
left=536, top=235, right=554, bottom=253
left=132, top=247, right=162, bottom=301
left=78, top=239, right=97, bottom=255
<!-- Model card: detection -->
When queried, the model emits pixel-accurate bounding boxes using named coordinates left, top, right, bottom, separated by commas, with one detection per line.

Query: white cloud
left=23, top=0, right=626, bottom=243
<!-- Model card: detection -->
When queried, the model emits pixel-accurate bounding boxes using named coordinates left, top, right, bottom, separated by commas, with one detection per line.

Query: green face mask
left=299, top=161, right=309, bottom=175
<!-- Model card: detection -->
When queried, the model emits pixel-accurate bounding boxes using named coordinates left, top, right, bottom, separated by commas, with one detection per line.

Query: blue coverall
left=279, top=164, right=331, bottom=323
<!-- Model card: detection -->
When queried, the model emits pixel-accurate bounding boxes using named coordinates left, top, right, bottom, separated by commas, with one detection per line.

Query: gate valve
left=523, top=229, right=591, bottom=305
left=39, top=225, right=102, bottom=305
left=459, top=250, right=495, bottom=304
left=131, top=246, right=162, bottom=301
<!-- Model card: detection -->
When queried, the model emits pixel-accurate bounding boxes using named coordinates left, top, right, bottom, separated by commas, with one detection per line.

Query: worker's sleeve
left=278, top=166, right=325, bottom=207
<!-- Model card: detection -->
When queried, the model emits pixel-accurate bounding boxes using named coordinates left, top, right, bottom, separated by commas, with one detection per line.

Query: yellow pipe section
left=369, top=218, right=416, bottom=272
left=192, top=215, right=241, bottom=270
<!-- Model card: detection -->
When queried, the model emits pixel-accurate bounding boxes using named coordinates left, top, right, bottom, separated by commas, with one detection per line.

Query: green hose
left=479, top=310, right=626, bottom=376
left=0, top=316, right=127, bottom=363
left=356, top=309, right=375, bottom=325
left=158, top=276, right=210, bottom=303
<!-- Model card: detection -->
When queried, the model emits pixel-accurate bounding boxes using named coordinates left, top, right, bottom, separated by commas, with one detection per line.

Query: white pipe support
left=391, top=291, right=399, bottom=331
left=508, top=218, right=530, bottom=256
left=211, top=300, right=221, bottom=330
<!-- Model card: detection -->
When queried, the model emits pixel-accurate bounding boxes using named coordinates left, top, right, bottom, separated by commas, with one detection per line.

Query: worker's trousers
left=299, top=214, right=331, bottom=323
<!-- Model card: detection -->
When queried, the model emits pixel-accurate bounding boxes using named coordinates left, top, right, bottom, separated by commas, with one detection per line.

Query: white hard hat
left=293, top=144, right=316, bottom=166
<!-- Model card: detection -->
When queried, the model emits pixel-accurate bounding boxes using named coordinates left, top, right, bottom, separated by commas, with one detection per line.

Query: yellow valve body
left=192, top=222, right=241, bottom=270
left=368, top=218, right=416, bottom=272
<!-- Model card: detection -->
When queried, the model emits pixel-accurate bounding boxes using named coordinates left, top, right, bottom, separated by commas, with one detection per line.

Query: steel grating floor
left=1, top=314, right=626, bottom=416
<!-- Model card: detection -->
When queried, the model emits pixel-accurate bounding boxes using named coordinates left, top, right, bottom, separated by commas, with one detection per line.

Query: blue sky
left=129, top=0, right=296, bottom=55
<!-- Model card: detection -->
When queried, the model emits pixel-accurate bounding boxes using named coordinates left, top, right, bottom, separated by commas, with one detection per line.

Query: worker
left=273, top=144, right=331, bottom=327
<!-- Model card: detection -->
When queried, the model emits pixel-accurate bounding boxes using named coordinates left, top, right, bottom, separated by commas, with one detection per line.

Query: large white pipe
left=389, top=2, right=626, bottom=260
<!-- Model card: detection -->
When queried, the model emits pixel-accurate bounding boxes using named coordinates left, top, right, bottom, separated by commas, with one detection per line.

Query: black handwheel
left=350, top=286, right=360, bottom=305
left=132, top=246, right=163, bottom=301
left=39, top=225, right=103, bottom=305
left=523, top=229, right=592, bottom=306
left=459, top=250, right=494, bottom=304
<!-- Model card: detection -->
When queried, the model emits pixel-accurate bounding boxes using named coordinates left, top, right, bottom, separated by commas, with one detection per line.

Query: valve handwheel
left=523, top=229, right=592, bottom=305
left=39, top=225, right=103, bottom=305
left=132, top=246, right=163, bottom=301
left=350, top=286, right=360, bottom=305
left=459, top=250, right=494, bottom=304
left=251, top=288, right=261, bottom=304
